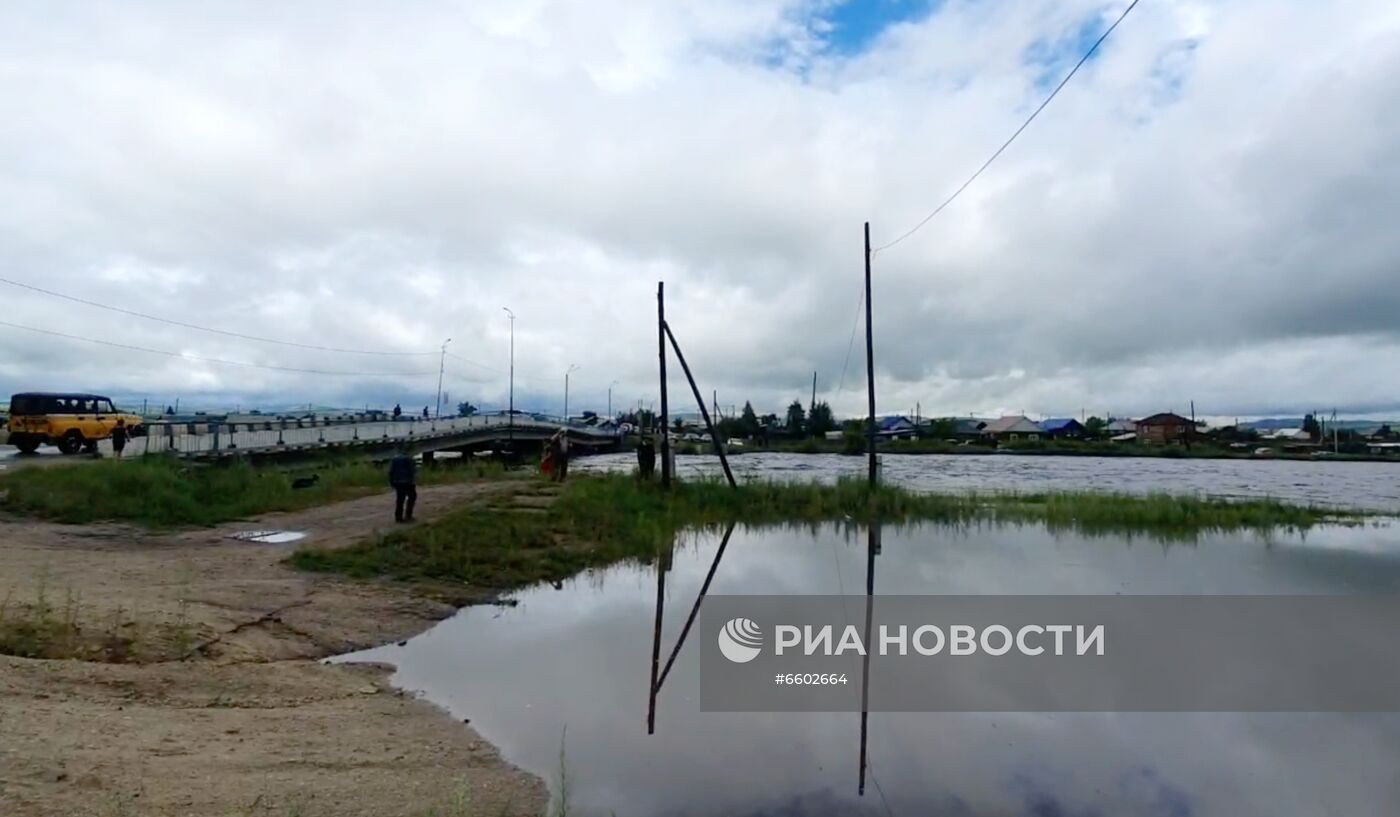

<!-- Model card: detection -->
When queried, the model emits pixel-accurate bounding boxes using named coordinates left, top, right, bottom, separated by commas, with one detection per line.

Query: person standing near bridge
left=110, top=418, right=129, bottom=461
left=388, top=446, right=417, bottom=523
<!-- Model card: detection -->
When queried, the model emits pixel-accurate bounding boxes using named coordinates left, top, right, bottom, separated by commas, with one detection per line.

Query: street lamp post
left=502, top=308, right=515, bottom=440
left=564, top=364, right=579, bottom=423
left=435, top=338, right=452, bottom=419
left=608, top=380, right=619, bottom=419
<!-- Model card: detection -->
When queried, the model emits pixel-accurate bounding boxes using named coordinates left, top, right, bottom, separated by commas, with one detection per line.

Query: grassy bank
left=0, top=456, right=505, bottom=528
left=291, top=473, right=1354, bottom=589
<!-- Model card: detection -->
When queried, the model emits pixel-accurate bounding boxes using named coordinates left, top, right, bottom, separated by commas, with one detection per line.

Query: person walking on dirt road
left=388, top=447, right=417, bottom=523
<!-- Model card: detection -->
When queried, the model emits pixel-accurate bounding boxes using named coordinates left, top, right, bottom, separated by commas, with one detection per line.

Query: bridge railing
left=102, top=412, right=619, bottom=459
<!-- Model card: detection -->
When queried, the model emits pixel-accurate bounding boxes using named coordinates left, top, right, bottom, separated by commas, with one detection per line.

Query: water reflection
left=338, top=521, right=1400, bottom=816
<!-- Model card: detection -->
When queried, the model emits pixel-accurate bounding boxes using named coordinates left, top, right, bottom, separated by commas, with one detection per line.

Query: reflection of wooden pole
left=864, top=222, right=878, bottom=487
left=658, top=282, right=671, bottom=488
left=658, top=522, right=736, bottom=689
left=663, top=322, right=737, bottom=488
left=647, top=547, right=667, bottom=735
left=859, top=523, right=879, bottom=796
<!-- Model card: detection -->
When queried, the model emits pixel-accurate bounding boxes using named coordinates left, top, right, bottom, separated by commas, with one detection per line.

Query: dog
left=291, top=474, right=320, bottom=490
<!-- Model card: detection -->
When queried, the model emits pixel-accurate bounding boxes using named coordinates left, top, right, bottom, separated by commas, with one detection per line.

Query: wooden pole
left=864, top=222, right=878, bottom=486
left=647, top=547, right=666, bottom=734
left=664, top=322, right=737, bottom=488
left=858, top=522, right=879, bottom=795
left=658, top=282, right=671, bottom=488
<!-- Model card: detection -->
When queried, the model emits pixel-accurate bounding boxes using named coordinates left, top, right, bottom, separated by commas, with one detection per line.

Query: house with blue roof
left=876, top=415, right=917, bottom=440
left=1039, top=418, right=1087, bottom=439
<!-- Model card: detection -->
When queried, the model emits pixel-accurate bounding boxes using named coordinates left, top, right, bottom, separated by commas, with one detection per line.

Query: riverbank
left=0, top=479, right=547, bottom=816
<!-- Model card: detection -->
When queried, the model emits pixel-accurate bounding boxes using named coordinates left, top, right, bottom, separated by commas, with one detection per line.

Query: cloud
left=1, top=0, right=1398, bottom=418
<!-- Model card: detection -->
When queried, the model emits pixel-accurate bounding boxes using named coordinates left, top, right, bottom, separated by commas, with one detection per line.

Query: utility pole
left=564, top=364, right=579, bottom=422
left=435, top=338, right=452, bottom=418
left=810, top=371, right=817, bottom=415
left=608, top=380, right=618, bottom=419
left=864, top=222, right=877, bottom=486
left=502, top=308, right=515, bottom=441
left=658, top=282, right=671, bottom=488
left=1188, top=399, right=1195, bottom=450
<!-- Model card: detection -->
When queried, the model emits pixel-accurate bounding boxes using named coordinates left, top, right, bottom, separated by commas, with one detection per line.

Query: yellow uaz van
left=6, top=392, right=144, bottom=455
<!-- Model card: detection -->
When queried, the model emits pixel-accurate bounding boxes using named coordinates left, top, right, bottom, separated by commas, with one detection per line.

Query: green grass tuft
left=0, top=456, right=505, bottom=528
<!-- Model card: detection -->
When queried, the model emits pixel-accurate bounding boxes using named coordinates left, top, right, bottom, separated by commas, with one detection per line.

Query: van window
left=10, top=395, right=40, bottom=414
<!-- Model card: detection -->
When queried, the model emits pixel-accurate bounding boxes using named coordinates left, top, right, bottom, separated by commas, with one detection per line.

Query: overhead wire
left=0, top=275, right=438, bottom=356
left=0, top=319, right=436, bottom=377
left=872, top=0, right=1141, bottom=254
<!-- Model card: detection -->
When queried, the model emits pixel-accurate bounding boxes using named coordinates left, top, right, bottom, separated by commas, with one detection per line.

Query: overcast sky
left=2, top=0, right=1397, bottom=420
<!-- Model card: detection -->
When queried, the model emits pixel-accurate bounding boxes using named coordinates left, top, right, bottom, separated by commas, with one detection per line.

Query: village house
left=1039, top=418, right=1086, bottom=439
left=877, top=415, right=917, bottom=440
left=1135, top=412, right=1194, bottom=445
left=982, top=415, right=1043, bottom=442
left=1106, top=418, right=1137, bottom=435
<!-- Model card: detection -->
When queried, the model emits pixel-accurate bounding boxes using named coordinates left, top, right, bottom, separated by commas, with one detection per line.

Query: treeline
left=616, top=399, right=839, bottom=440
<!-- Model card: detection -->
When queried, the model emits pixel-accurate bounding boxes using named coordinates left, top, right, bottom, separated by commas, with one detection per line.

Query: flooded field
left=338, top=520, right=1400, bottom=816
left=577, top=452, right=1400, bottom=511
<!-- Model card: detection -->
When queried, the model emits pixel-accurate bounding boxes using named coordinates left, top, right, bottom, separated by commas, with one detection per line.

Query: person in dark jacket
left=636, top=435, right=655, bottom=479
left=388, top=448, right=417, bottom=522
left=111, top=419, right=129, bottom=460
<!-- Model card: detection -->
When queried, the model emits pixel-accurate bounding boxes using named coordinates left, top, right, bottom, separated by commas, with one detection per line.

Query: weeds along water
left=290, top=473, right=1358, bottom=590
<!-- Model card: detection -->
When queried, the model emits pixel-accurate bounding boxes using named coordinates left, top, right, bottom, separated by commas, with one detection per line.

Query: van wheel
left=57, top=430, right=85, bottom=455
left=11, top=434, right=40, bottom=455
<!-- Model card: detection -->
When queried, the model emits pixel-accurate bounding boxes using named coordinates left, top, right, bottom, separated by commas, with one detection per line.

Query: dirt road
left=0, top=480, right=548, bottom=816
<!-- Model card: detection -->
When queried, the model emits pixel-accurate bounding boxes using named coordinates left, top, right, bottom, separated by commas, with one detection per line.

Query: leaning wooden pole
left=663, top=322, right=737, bottom=488
left=864, top=221, right=878, bottom=486
left=658, top=282, right=672, bottom=489
left=647, top=547, right=666, bottom=734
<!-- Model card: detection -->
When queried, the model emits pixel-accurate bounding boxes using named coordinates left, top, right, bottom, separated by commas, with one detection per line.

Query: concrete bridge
left=90, top=412, right=622, bottom=462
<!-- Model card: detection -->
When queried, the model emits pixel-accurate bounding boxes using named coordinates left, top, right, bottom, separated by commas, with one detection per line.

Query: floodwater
left=337, top=521, right=1400, bottom=817
left=576, top=451, right=1400, bottom=511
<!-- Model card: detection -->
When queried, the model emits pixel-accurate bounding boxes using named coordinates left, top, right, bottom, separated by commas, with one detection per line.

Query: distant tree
left=1303, top=413, right=1321, bottom=441
left=740, top=402, right=760, bottom=437
left=1377, top=424, right=1394, bottom=440
left=1085, top=416, right=1107, bottom=438
left=674, top=417, right=684, bottom=432
left=636, top=409, right=656, bottom=431
left=760, top=413, right=779, bottom=428
left=807, top=401, right=835, bottom=437
left=456, top=401, right=478, bottom=417
left=927, top=418, right=956, bottom=439
left=785, top=400, right=806, bottom=432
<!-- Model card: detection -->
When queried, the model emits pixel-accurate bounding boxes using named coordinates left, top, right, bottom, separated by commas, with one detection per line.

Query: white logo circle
left=718, top=617, right=763, bottom=663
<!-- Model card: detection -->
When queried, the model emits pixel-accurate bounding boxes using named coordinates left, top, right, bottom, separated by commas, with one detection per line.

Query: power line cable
left=872, top=0, right=1141, bottom=254
left=835, top=285, right=866, bottom=395
left=0, top=319, right=436, bottom=377
left=0, top=275, right=438, bottom=356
